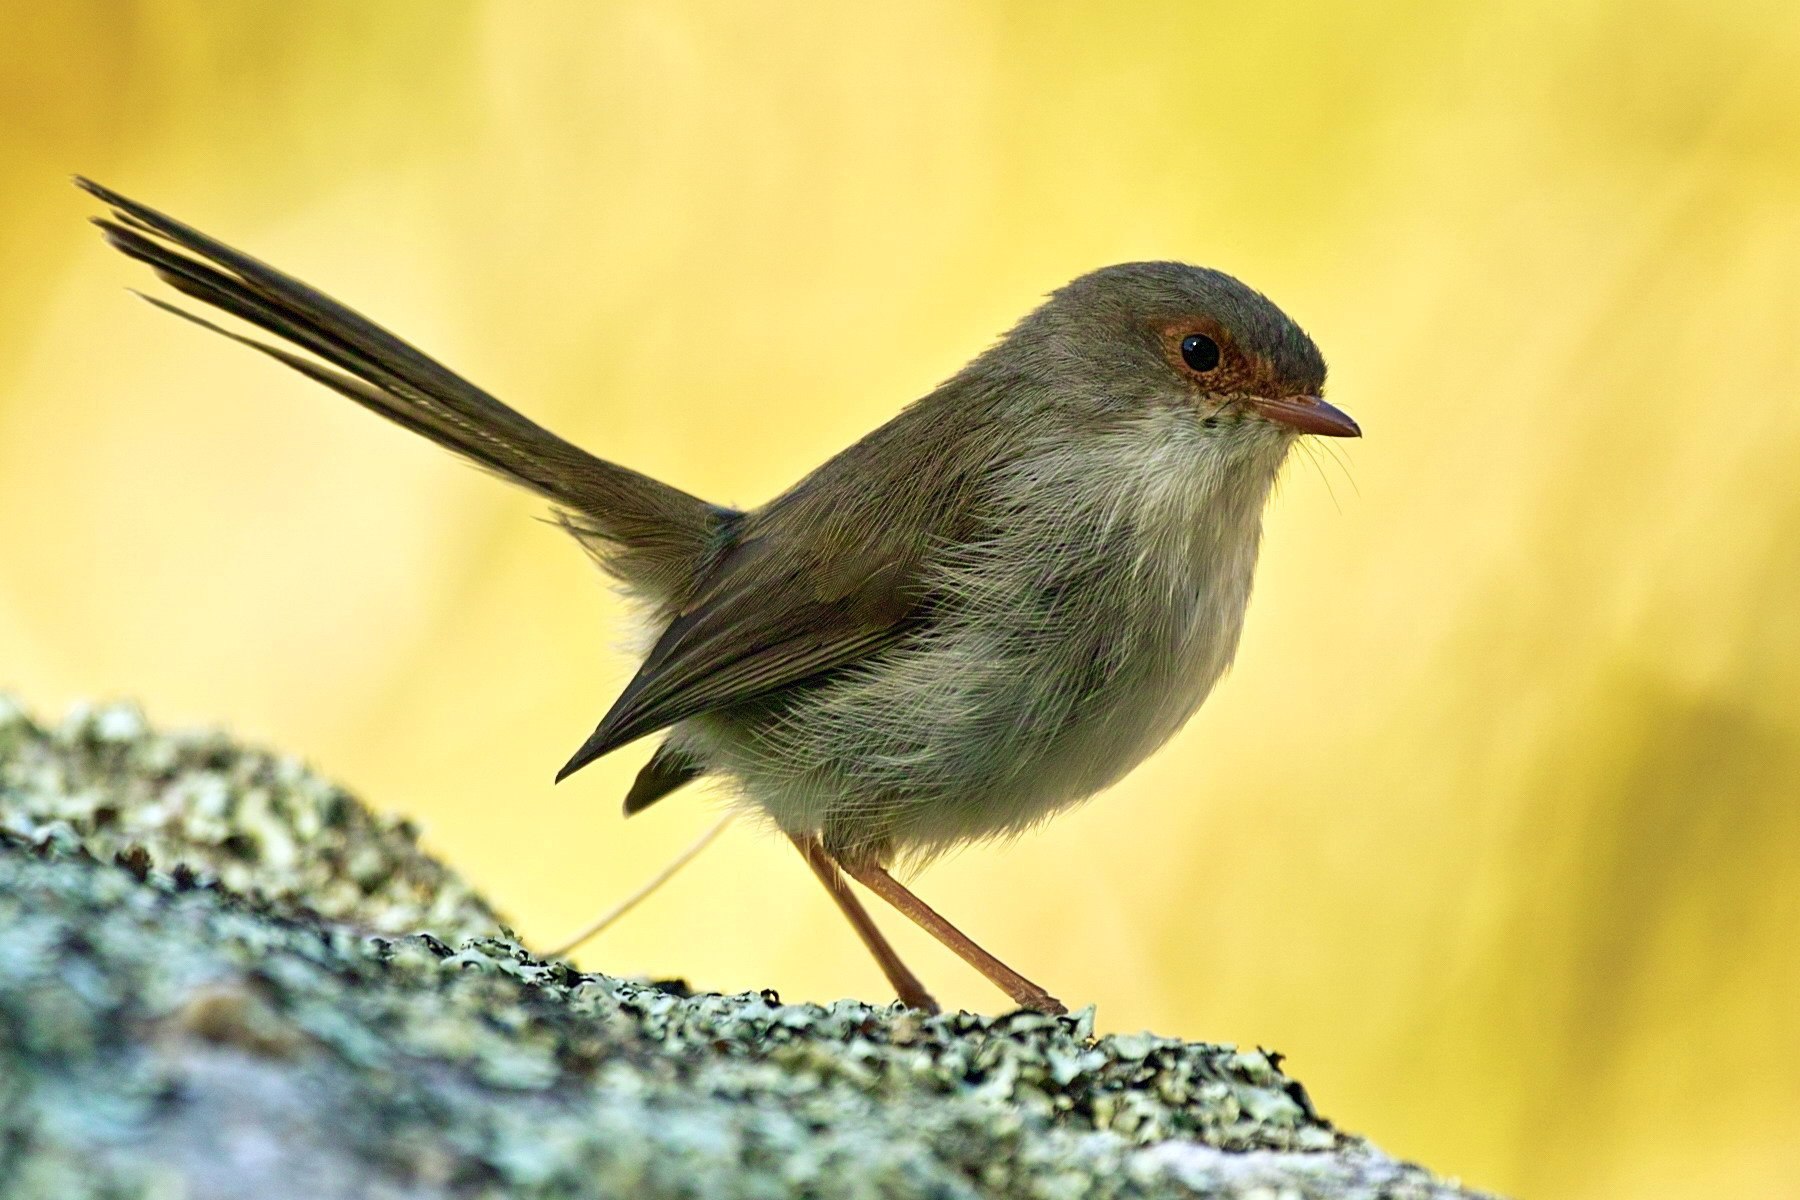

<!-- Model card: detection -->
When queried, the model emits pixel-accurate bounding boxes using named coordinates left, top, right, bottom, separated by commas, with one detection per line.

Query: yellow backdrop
left=3, top=4, right=1795, bottom=1196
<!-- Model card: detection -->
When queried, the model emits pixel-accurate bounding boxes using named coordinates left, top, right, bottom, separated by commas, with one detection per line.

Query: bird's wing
left=557, top=511, right=932, bottom=781
left=621, top=742, right=708, bottom=814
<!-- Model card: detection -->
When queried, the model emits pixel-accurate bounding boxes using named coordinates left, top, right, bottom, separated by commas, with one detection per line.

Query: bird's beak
left=1250, top=394, right=1361, bottom=438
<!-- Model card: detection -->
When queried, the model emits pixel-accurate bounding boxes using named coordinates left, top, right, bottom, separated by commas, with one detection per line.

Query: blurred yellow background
left=3, top=2, right=1796, bottom=1195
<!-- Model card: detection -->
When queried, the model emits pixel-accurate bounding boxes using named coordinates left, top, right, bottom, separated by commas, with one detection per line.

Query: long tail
left=76, top=177, right=727, bottom=607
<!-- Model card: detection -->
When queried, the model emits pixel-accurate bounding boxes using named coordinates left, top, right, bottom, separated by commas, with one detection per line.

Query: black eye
left=1180, top=333, right=1220, bottom=373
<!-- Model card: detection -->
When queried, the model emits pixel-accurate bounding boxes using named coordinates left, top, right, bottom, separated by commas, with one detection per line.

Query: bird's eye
left=1180, top=333, right=1221, bottom=373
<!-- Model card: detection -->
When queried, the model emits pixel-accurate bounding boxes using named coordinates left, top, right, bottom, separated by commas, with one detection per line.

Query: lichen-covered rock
left=0, top=695, right=501, bottom=941
left=0, top=698, right=1492, bottom=1199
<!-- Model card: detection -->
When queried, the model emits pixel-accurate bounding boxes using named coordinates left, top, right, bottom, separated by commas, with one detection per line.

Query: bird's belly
left=683, top=554, right=1252, bottom=864
left=906, top=576, right=1247, bottom=844
left=677, top=426, right=1277, bottom=864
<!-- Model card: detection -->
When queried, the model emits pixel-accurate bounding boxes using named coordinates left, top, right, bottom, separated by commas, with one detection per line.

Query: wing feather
left=556, top=529, right=927, bottom=780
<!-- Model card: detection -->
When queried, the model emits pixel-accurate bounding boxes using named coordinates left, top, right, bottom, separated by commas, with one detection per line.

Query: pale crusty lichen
left=0, top=694, right=501, bottom=941
left=0, top=698, right=1491, bottom=1199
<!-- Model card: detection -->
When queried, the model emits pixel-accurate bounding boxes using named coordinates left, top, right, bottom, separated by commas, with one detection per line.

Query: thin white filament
left=545, top=814, right=735, bottom=959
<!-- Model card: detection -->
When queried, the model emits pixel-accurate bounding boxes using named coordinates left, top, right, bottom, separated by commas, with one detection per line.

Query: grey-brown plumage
left=79, top=178, right=1358, bottom=1013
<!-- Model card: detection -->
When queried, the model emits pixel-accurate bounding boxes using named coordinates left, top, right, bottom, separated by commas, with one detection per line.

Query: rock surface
left=0, top=697, right=1491, bottom=1199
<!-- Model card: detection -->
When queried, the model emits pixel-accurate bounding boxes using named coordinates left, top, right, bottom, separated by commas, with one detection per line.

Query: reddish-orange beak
left=1250, top=394, right=1361, bottom=438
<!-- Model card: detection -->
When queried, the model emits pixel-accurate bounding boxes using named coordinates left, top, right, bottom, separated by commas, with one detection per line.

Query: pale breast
left=679, top=414, right=1289, bottom=864
left=898, top=420, right=1277, bottom=847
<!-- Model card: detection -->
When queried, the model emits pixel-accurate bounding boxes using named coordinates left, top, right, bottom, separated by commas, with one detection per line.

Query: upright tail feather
left=76, top=177, right=728, bottom=608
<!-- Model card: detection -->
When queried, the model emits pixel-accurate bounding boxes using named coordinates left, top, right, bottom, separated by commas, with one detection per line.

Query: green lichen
left=0, top=695, right=501, bottom=941
left=0, top=697, right=1492, bottom=1199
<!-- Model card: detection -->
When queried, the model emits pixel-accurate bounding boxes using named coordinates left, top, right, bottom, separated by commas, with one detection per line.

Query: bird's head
left=993, top=261, right=1358, bottom=450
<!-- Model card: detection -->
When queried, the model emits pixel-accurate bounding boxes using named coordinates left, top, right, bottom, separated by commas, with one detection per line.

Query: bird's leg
left=837, top=859, right=1067, bottom=1015
left=788, top=833, right=939, bottom=1014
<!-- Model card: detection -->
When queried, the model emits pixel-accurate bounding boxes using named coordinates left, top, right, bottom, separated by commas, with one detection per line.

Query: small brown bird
left=79, top=178, right=1358, bottom=1015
